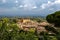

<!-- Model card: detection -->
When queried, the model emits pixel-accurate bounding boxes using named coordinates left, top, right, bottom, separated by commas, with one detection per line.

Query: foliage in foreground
left=0, top=17, right=60, bottom=40
left=0, top=18, right=38, bottom=40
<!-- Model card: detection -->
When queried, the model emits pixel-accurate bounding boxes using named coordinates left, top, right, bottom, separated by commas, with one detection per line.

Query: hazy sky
left=0, top=0, right=60, bottom=16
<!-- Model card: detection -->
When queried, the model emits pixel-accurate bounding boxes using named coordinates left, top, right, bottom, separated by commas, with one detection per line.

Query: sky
left=0, top=0, right=60, bottom=16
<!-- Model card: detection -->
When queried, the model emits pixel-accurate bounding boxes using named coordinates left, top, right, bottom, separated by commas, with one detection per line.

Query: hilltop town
left=17, top=18, right=50, bottom=33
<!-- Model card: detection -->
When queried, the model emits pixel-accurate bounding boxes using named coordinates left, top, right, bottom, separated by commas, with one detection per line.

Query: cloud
left=20, top=0, right=37, bottom=10
left=15, top=0, right=18, bottom=3
left=40, top=1, right=54, bottom=9
left=49, top=8, right=54, bottom=11
left=40, top=0, right=60, bottom=9
left=0, top=7, right=19, bottom=13
left=19, top=4, right=37, bottom=10
left=19, top=5, right=23, bottom=8
left=2, top=0, right=6, bottom=3
left=32, top=6, right=37, bottom=9
left=54, top=0, right=60, bottom=4
left=0, top=0, right=60, bottom=11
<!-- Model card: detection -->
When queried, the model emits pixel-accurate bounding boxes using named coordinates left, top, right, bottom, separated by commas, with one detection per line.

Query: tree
left=2, top=18, right=10, bottom=23
left=46, top=11, right=60, bottom=27
left=46, top=11, right=60, bottom=40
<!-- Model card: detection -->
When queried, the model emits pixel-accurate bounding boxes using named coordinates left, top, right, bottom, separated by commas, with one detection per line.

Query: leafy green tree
left=2, top=18, right=10, bottom=23
left=46, top=11, right=60, bottom=27
left=0, top=20, right=9, bottom=40
left=46, top=11, right=60, bottom=40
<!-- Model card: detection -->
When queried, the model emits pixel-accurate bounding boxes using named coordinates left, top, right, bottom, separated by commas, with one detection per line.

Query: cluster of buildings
left=17, top=19, right=49, bottom=33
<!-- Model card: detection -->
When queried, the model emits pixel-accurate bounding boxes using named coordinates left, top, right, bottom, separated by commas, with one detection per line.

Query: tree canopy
left=46, top=11, right=60, bottom=27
